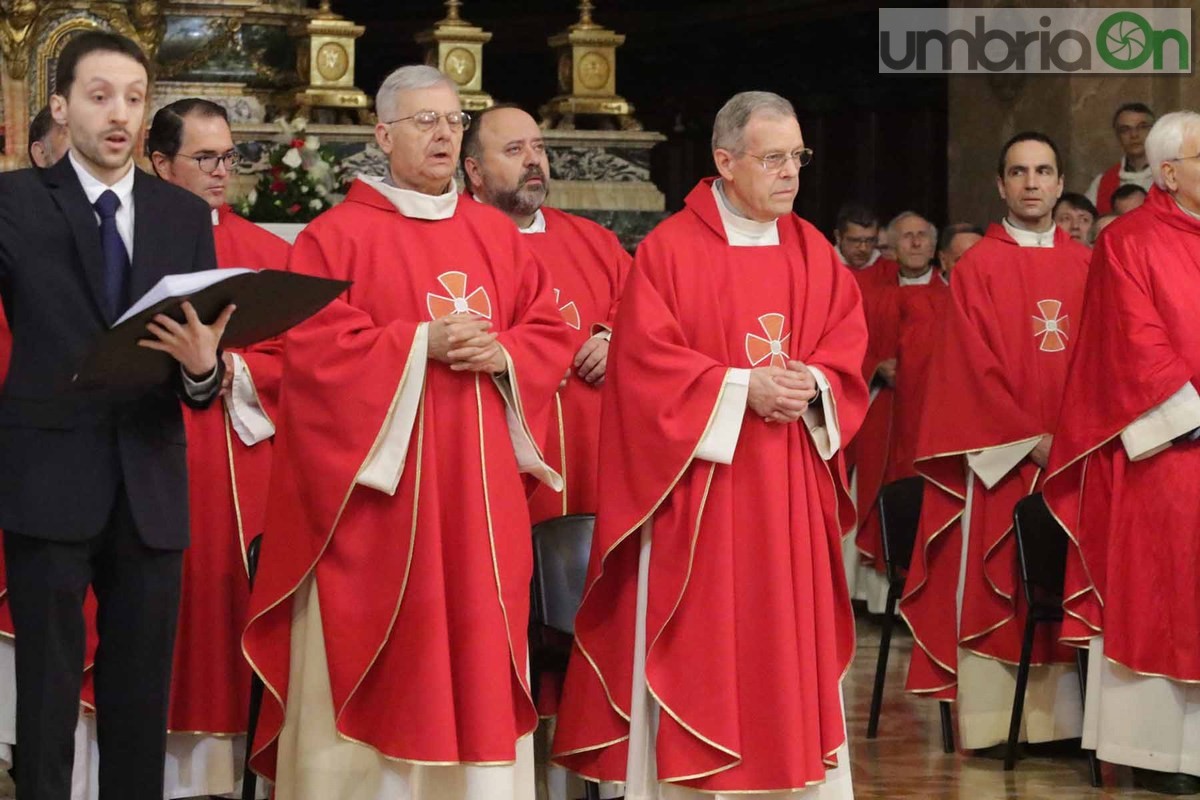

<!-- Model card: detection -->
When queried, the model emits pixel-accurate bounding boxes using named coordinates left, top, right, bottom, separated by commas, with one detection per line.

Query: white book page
left=115, top=268, right=255, bottom=326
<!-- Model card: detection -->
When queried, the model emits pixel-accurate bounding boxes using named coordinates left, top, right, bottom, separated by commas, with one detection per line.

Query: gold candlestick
left=540, top=0, right=640, bottom=130
left=415, top=0, right=494, bottom=111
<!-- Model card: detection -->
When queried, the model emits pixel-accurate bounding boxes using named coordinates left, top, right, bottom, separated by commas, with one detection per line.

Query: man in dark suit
left=0, top=32, right=234, bottom=800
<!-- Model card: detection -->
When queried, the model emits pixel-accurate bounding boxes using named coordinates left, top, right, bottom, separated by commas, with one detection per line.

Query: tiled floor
left=0, top=615, right=1178, bottom=799
left=848, top=612, right=1170, bottom=799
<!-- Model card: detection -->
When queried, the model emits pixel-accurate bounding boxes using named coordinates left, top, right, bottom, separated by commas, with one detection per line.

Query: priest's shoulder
left=221, top=206, right=290, bottom=247
left=541, top=206, right=622, bottom=247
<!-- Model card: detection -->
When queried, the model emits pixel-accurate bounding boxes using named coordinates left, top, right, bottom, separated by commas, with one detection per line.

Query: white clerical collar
left=517, top=207, right=546, bottom=235
left=835, top=247, right=881, bottom=269
left=712, top=180, right=779, bottom=247
left=358, top=175, right=458, bottom=220
left=1120, top=159, right=1153, bottom=180
left=212, top=208, right=220, bottom=226
left=1002, top=216, right=1056, bottom=248
left=1173, top=197, right=1200, bottom=220
left=898, top=268, right=935, bottom=286
left=69, top=149, right=135, bottom=207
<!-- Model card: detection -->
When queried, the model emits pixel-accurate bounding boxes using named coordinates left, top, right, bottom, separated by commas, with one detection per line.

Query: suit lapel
left=43, top=157, right=109, bottom=322
left=130, top=169, right=159, bottom=303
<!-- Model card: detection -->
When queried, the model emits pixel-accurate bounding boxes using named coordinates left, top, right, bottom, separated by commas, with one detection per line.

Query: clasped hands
left=748, top=361, right=820, bottom=424
left=427, top=313, right=507, bottom=375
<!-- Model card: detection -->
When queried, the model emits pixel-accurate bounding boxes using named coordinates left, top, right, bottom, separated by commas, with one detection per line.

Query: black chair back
left=531, top=514, right=595, bottom=636
left=877, top=476, right=925, bottom=584
left=1012, top=492, right=1067, bottom=608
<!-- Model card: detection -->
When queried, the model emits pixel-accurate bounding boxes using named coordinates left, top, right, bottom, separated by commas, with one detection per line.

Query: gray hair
left=1145, top=110, right=1200, bottom=189
left=711, top=91, right=797, bottom=153
left=375, top=64, right=457, bottom=123
left=887, top=210, right=938, bottom=246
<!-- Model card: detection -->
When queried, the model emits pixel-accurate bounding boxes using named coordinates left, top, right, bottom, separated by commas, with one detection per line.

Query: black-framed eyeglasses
left=740, top=147, right=814, bottom=173
left=177, top=150, right=242, bottom=174
left=382, top=110, right=472, bottom=132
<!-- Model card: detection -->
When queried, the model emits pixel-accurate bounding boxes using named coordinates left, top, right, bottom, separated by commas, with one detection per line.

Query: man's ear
left=49, top=94, right=68, bottom=127
left=374, top=122, right=393, bottom=155
left=463, top=156, right=484, bottom=193
left=149, top=151, right=171, bottom=179
left=714, top=148, right=737, bottom=182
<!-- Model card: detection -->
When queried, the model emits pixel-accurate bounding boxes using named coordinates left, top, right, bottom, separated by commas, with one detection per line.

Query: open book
left=115, top=268, right=254, bottom=326
left=74, top=268, right=349, bottom=389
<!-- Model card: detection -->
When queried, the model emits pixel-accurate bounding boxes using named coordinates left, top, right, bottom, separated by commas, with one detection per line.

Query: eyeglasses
left=382, top=110, right=472, bottom=132
left=1115, top=123, right=1153, bottom=136
left=1168, top=153, right=1200, bottom=163
left=842, top=235, right=877, bottom=247
left=177, top=150, right=242, bottom=174
left=740, top=148, right=813, bottom=173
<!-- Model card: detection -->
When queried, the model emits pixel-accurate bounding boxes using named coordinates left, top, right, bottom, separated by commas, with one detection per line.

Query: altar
left=0, top=0, right=665, bottom=248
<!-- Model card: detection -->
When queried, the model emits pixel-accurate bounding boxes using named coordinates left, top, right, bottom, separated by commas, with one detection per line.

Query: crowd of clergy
left=1, top=29, right=1198, bottom=800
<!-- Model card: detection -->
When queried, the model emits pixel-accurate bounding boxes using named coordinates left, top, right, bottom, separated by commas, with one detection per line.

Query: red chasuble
left=521, top=206, right=630, bottom=524
left=1044, top=187, right=1200, bottom=682
left=891, top=280, right=952, bottom=478
left=848, top=261, right=939, bottom=573
left=899, top=224, right=1089, bottom=698
left=1095, top=163, right=1122, bottom=216
left=242, top=180, right=572, bottom=779
left=552, top=180, right=869, bottom=791
left=75, top=207, right=290, bottom=732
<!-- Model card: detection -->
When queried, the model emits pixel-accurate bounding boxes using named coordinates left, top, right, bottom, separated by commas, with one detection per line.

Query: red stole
left=552, top=179, right=868, bottom=791
left=522, top=206, right=630, bottom=523
left=242, top=181, right=572, bottom=778
left=1044, top=187, right=1200, bottom=681
left=899, top=224, right=1089, bottom=698
left=1095, top=163, right=1123, bottom=215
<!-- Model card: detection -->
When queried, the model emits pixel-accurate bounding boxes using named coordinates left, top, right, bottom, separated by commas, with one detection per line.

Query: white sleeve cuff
left=181, top=363, right=219, bottom=399
left=695, top=368, right=750, bottom=464
left=226, top=353, right=276, bottom=446
left=356, top=323, right=430, bottom=495
left=492, top=349, right=564, bottom=492
left=1121, top=382, right=1200, bottom=462
left=803, top=366, right=840, bottom=461
left=967, top=437, right=1040, bottom=489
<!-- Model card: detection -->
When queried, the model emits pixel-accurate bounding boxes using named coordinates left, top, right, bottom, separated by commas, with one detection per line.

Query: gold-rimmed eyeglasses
left=739, top=147, right=814, bottom=173
left=382, top=110, right=472, bottom=132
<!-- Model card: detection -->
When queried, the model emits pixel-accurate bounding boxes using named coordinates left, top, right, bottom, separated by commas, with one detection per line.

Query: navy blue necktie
left=94, top=189, right=130, bottom=321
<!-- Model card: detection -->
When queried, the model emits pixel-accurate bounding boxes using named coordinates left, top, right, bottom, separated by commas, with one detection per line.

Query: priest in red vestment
left=845, top=211, right=937, bottom=612
left=461, top=104, right=630, bottom=526
left=552, top=90, right=868, bottom=799
left=899, top=132, right=1090, bottom=751
left=241, top=66, right=572, bottom=800
left=1044, top=111, right=1200, bottom=793
left=462, top=104, right=630, bottom=800
left=144, top=98, right=288, bottom=797
left=1086, top=103, right=1155, bottom=215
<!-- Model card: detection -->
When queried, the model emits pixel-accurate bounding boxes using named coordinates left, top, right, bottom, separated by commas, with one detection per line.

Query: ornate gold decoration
left=291, top=0, right=370, bottom=114
left=415, top=0, right=493, bottom=111
left=540, top=0, right=640, bottom=130
left=0, top=0, right=59, bottom=80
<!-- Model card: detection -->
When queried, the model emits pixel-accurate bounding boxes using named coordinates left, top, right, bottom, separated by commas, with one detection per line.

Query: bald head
left=462, top=105, right=550, bottom=228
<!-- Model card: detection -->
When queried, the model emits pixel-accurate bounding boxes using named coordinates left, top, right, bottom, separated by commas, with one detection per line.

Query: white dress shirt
left=68, top=150, right=135, bottom=263
left=68, top=152, right=218, bottom=395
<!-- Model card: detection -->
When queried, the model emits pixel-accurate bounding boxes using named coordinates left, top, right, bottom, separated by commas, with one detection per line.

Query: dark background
left=339, top=1, right=949, bottom=237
